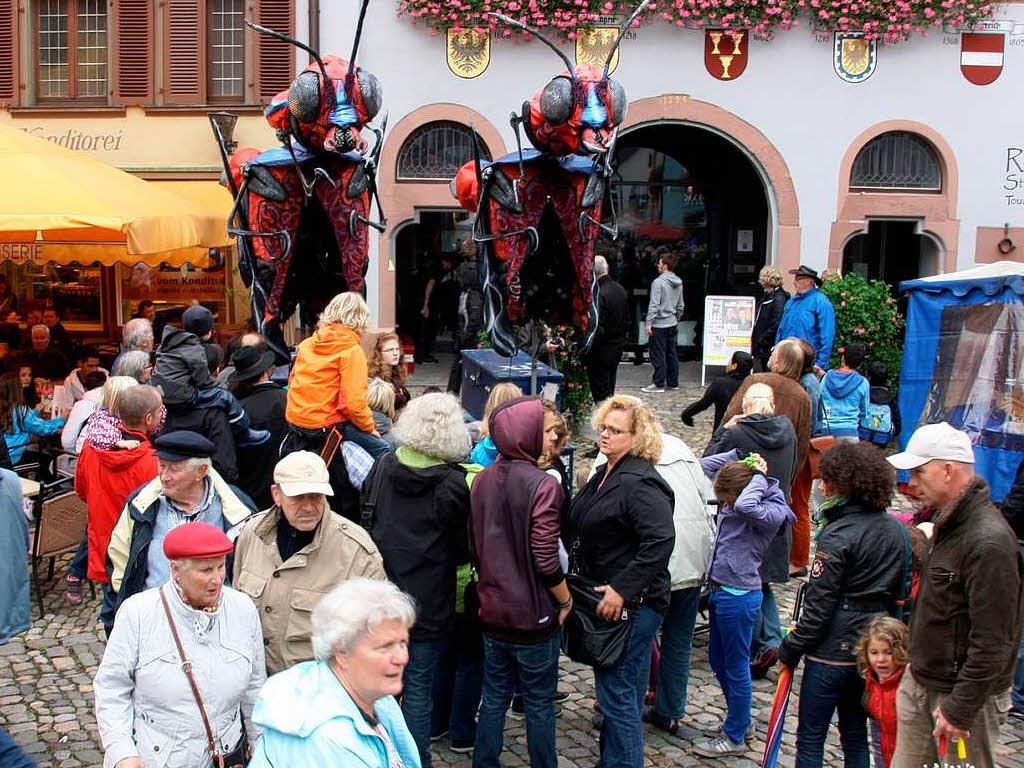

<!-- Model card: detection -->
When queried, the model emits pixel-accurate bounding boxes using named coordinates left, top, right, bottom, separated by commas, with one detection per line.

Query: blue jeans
left=708, top=589, right=762, bottom=744
left=654, top=586, right=701, bottom=721
left=473, top=632, right=560, bottom=768
left=752, top=583, right=783, bottom=657
left=1014, top=610, right=1024, bottom=711
left=68, top=534, right=89, bottom=579
left=403, top=638, right=447, bottom=768
left=339, top=420, right=391, bottom=458
left=432, top=613, right=484, bottom=742
left=649, top=325, right=679, bottom=388
left=594, top=604, right=663, bottom=768
left=795, top=660, right=869, bottom=768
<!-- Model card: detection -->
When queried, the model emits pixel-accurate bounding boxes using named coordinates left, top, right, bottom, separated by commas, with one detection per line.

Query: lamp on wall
left=208, top=111, right=239, bottom=155
left=998, top=223, right=1016, bottom=256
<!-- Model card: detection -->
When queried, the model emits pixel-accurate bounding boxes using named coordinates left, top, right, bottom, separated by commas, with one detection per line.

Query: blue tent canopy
left=897, top=262, right=1024, bottom=502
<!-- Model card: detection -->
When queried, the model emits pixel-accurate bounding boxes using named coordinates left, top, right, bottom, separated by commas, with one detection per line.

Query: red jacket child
left=863, top=659, right=904, bottom=767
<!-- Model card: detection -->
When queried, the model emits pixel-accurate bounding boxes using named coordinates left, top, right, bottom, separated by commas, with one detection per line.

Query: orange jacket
left=285, top=325, right=375, bottom=433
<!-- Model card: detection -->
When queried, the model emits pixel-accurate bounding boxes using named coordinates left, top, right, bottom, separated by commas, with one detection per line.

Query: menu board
left=702, top=295, right=755, bottom=385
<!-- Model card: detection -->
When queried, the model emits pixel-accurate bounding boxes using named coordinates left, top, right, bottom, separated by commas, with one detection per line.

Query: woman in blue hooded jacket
left=249, top=579, right=422, bottom=768
left=820, top=343, right=870, bottom=440
left=0, top=373, right=65, bottom=467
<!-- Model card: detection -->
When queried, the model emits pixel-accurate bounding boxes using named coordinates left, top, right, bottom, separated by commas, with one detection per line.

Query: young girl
left=367, top=331, right=411, bottom=413
left=856, top=616, right=909, bottom=768
left=0, top=372, right=66, bottom=470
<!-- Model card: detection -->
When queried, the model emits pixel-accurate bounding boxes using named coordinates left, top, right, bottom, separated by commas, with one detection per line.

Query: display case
left=0, top=261, right=105, bottom=331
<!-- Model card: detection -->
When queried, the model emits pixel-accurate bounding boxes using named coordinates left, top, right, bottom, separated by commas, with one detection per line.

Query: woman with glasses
left=563, top=395, right=675, bottom=768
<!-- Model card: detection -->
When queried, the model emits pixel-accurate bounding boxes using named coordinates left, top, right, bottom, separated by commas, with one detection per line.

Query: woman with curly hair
left=752, top=266, right=789, bottom=371
left=367, top=331, right=411, bottom=413
left=360, top=392, right=480, bottom=768
left=563, top=395, right=674, bottom=768
left=778, top=441, right=908, bottom=768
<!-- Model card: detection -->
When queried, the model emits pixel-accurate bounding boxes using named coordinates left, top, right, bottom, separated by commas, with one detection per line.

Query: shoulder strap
left=360, top=452, right=391, bottom=533
left=159, top=586, right=225, bottom=768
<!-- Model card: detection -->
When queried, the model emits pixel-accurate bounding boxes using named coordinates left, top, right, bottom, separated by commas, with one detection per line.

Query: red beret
left=163, top=522, right=233, bottom=561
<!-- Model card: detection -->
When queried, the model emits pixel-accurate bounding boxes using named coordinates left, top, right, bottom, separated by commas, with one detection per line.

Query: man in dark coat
left=447, top=255, right=485, bottom=394
left=681, top=351, right=753, bottom=431
left=232, top=345, right=287, bottom=510
left=586, top=256, right=629, bottom=403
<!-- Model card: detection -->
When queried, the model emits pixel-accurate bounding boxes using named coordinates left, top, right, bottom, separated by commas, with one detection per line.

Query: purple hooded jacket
left=470, top=397, right=565, bottom=643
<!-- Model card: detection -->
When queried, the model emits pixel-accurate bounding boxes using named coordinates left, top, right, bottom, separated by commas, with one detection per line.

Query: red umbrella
left=761, top=581, right=807, bottom=768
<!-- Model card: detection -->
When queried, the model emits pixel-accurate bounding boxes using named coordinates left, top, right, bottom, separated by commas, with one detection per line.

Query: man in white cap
left=232, top=451, right=386, bottom=675
left=888, top=423, right=1023, bottom=768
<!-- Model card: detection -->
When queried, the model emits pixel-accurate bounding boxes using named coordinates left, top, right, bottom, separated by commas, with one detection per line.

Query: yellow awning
left=0, top=122, right=234, bottom=266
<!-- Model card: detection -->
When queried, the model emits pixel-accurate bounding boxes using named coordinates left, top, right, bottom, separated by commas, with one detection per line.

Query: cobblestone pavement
left=5, top=356, right=1024, bottom=768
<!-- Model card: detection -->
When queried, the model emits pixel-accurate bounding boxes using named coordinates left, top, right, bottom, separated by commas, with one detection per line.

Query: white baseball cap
left=886, top=422, right=975, bottom=470
left=274, top=451, right=334, bottom=496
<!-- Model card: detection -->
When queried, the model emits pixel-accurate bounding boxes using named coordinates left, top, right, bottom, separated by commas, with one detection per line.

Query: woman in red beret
left=94, top=523, right=266, bottom=768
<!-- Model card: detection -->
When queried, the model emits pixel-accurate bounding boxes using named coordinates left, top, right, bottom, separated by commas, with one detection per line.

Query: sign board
left=702, top=295, right=755, bottom=385
left=121, top=262, right=227, bottom=304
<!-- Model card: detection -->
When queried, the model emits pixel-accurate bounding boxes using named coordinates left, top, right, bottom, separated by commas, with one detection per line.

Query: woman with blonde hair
left=367, top=331, right=411, bottom=412
left=470, top=381, right=524, bottom=467
left=753, top=265, right=789, bottom=371
left=563, top=395, right=675, bottom=768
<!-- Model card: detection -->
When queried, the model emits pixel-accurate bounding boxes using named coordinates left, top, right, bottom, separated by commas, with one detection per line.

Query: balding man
left=888, top=423, right=1023, bottom=768
left=585, top=255, right=628, bottom=403
left=111, top=318, right=154, bottom=376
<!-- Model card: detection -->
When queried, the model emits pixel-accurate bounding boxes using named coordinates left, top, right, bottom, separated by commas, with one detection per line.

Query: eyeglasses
left=598, top=425, right=629, bottom=436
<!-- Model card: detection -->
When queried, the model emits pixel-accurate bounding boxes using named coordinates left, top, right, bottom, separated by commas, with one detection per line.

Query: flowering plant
left=549, top=324, right=595, bottom=430
left=820, top=272, right=905, bottom=390
left=397, top=0, right=994, bottom=42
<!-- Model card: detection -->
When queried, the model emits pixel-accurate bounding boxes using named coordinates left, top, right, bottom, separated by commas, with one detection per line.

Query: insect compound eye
left=358, top=69, right=383, bottom=121
left=607, top=79, right=627, bottom=125
left=539, top=76, right=574, bottom=125
left=288, top=71, right=322, bottom=124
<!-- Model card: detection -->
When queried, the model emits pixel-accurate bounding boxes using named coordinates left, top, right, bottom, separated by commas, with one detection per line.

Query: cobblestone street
left=4, top=357, right=1024, bottom=768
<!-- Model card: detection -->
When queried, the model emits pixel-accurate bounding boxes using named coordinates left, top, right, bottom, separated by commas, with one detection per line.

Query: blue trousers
left=594, top=604, right=663, bottom=768
left=654, top=586, right=701, bottom=722
left=432, top=613, right=484, bottom=742
left=473, top=632, right=560, bottom=768
left=1014, top=610, right=1024, bottom=711
left=649, top=325, right=679, bottom=388
left=402, top=638, right=447, bottom=768
left=339, top=420, right=391, bottom=458
left=68, top=534, right=89, bottom=579
left=708, top=589, right=762, bottom=744
left=795, top=660, right=868, bottom=768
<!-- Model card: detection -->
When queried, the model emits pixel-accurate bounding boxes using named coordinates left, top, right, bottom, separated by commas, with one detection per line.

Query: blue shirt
left=775, top=287, right=836, bottom=369
left=145, top=477, right=226, bottom=589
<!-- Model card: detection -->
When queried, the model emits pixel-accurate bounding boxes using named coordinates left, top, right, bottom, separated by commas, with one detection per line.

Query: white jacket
left=592, top=433, right=714, bottom=590
left=61, top=387, right=103, bottom=454
left=94, top=582, right=266, bottom=768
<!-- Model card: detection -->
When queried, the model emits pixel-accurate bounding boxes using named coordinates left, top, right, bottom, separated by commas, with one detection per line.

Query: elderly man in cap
left=774, top=265, right=836, bottom=370
left=888, top=422, right=1023, bottom=768
left=102, top=430, right=257, bottom=635
left=233, top=451, right=385, bottom=675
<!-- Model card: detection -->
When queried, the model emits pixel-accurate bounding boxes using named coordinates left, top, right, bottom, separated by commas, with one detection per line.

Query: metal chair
left=30, top=477, right=94, bottom=618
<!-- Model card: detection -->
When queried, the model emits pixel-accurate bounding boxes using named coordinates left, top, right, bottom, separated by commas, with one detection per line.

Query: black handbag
left=560, top=572, right=631, bottom=670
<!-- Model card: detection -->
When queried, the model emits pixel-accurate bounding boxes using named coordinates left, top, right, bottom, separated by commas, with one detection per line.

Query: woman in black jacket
left=564, top=396, right=674, bottom=768
left=778, top=441, right=907, bottom=768
left=752, top=266, right=789, bottom=371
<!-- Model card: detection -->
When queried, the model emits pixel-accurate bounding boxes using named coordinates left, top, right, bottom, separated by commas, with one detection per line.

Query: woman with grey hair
left=248, top=578, right=419, bottom=767
left=113, top=350, right=153, bottom=383
left=753, top=265, right=789, bottom=371
left=360, top=392, right=478, bottom=768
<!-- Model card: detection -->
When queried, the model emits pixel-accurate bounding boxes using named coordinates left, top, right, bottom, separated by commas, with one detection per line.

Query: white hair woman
left=248, top=579, right=419, bottom=768
left=113, top=350, right=153, bottom=383
left=94, top=522, right=266, bottom=768
left=360, top=392, right=477, bottom=766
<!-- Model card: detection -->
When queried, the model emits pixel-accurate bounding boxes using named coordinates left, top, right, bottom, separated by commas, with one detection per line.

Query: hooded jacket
left=722, top=373, right=812, bottom=473
left=286, top=324, right=375, bottom=433
left=821, top=369, right=870, bottom=437
left=150, top=326, right=213, bottom=406
left=705, top=413, right=799, bottom=585
left=248, top=660, right=420, bottom=768
left=75, top=430, right=159, bottom=582
left=470, top=397, right=565, bottom=643
left=775, top=287, right=836, bottom=369
left=778, top=498, right=907, bottom=667
left=646, top=270, right=685, bottom=328
left=363, top=447, right=479, bottom=642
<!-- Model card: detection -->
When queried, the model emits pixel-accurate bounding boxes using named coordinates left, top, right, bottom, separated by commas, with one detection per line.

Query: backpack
left=859, top=400, right=894, bottom=445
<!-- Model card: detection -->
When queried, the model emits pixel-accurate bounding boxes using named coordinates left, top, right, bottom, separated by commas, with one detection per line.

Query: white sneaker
left=641, top=384, right=665, bottom=393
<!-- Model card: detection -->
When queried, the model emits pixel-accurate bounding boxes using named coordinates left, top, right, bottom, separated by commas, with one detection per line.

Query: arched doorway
left=608, top=122, right=771, bottom=357
left=842, top=220, right=942, bottom=286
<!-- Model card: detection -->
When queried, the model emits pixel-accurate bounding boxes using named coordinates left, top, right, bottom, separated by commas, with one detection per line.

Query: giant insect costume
left=213, top=0, right=386, bottom=360
left=453, top=2, right=647, bottom=357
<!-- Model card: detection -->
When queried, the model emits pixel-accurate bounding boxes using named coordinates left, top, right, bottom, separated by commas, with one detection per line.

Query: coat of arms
left=575, top=26, right=620, bottom=74
left=960, top=32, right=1004, bottom=85
left=704, top=29, right=748, bottom=80
left=446, top=28, right=490, bottom=79
left=833, top=32, right=876, bottom=83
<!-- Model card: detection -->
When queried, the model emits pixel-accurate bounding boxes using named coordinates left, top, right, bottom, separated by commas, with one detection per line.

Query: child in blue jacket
left=821, top=342, right=869, bottom=439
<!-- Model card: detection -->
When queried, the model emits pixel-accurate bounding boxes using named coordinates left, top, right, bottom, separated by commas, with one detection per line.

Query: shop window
left=207, top=0, right=245, bottom=101
left=397, top=121, right=491, bottom=181
left=0, top=261, right=104, bottom=333
left=850, top=131, right=941, bottom=191
left=36, top=0, right=108, bottom=101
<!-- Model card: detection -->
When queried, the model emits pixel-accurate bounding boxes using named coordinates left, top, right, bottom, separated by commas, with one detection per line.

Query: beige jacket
left=232, top=504, right=385, bottom=675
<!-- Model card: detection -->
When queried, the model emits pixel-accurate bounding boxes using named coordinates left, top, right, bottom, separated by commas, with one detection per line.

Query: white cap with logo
left=886, top=422, right=975, bottom=470
left=274, top=451, right=335, bottom=497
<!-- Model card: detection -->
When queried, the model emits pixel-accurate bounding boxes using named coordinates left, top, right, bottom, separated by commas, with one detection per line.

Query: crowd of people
left=0, top=260, right=1022, bottom=768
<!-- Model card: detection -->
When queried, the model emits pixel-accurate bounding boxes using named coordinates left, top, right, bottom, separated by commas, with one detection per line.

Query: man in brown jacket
left=232, top=451, right=385, bottom=675
left=888, top=423, right=1023, bottom=768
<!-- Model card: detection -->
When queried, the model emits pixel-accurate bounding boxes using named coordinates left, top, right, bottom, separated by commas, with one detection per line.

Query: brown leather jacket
left=233, top=504, right=386, bottom=675
left=723, top=372, right=812, bottom=470
left=909, top=478, right=1023, bottom=730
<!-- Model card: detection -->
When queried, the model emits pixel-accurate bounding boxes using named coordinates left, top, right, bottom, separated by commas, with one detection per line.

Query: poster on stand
left=702, top=295, right=755, bottom=385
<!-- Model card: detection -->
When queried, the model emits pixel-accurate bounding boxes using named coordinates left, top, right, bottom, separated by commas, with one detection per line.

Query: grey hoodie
left=646, top=270, right=685, bottom=328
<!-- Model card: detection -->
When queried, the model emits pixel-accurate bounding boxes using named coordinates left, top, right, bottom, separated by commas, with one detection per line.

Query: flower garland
left=398, top=0, right=994, bottom=41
